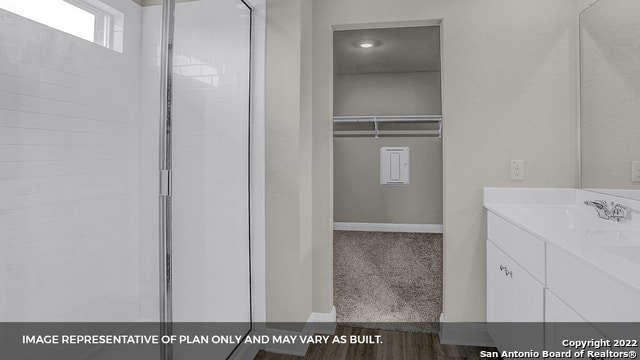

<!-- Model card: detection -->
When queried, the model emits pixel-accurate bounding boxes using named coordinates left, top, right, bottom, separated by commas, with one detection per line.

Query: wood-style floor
left=253, top=326, right=497, bottom=360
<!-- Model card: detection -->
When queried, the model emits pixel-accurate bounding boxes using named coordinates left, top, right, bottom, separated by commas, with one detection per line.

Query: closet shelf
left=333, top=115, right=443, bottom=139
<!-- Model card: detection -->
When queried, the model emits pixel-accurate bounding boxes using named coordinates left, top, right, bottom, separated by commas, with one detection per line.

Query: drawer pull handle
left=498, top=264, right=513, bottom=277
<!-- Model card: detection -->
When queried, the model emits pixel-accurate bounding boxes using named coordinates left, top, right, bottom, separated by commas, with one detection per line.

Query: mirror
left=580, top=0, right=640, bottom=200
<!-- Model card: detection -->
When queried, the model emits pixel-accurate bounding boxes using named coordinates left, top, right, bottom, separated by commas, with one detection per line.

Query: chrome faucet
left=610, top=203, right=629, bottom=222
left=584, top=200, right=630, bottom=222
left=584, top=200, right=611, bottom=220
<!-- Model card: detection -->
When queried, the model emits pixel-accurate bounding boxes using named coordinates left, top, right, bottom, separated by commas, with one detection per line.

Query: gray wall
left=333, top=72, right=443, bottom=224
left=334, top=138, right=443, bottom=224
left=580, top=0, right=640, bottom=190
left=311, top=0, right=586, bottom=320
left=334, top=72, right=442, bottom=116
left=262, top=0, right=588, bottom=323
left=265, top=0, right=313, bottom=323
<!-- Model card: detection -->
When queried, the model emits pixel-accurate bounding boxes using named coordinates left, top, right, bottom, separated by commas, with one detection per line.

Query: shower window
left=0, top=0, right=124, bottom=52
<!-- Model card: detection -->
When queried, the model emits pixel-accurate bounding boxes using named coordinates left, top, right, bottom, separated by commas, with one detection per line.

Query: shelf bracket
left=374, top=117, right=379, bottom=140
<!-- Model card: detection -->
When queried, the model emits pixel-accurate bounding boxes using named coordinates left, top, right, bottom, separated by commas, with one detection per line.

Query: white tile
left=1, top=0, right=254, bottom=323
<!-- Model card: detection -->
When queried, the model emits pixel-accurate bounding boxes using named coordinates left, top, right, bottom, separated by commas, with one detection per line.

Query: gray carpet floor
left=333, top=231, right=443, bottom=333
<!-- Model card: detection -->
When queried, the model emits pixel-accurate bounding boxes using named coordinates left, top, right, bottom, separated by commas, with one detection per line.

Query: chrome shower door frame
left=158, top=0, right=175, bottom=358
left=157, top=0, right=255, bottom=359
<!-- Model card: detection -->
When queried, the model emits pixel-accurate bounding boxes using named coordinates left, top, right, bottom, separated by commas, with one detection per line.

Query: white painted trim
left=229, top=342, right=260, bottom=360
left=439, top=313, right=494, bottom=347
left=308, top=306, right=337, bottom=323
left=263, top=328, right=310, bottom=356
left=334, top=222, right=443, bottom=233
left=264, top=306, right=337, bottom=356
left=306, top=306, right=337, bottom=335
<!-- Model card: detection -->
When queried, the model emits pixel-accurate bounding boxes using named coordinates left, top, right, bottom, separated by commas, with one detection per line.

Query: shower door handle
left=160, top=170, right=172, bottom=196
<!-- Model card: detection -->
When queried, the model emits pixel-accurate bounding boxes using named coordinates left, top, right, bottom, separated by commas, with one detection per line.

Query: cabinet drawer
left=487, top=241, right=544, bottom=322
left=547, top=245, right=640, bottom=323
left=487, top=241, right=544, bottom=352
left=487, top=212, right=545, bottom=283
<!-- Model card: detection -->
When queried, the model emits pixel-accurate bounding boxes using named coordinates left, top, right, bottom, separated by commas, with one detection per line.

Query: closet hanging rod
left=333, top=130, right=441, bottom=137
left=333, top=115, right=442, bottom=123
left=333, top=115, right=443, bottom=139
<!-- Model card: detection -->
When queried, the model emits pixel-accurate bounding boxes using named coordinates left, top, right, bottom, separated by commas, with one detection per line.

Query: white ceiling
left=334, top=26, right=441, bottom=75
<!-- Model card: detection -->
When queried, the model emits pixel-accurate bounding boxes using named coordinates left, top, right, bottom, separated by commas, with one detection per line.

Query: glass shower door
left=170, top=0, right=252, bottom=358
left=142, top=0, right=252, bottom=357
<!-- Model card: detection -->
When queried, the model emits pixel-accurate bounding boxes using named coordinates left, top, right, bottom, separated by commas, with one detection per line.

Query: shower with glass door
left=0, top=0, right=254, bottom=358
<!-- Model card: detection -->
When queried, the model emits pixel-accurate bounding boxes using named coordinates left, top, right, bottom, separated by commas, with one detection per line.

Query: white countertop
left=484, top=188, right=640, bottom=292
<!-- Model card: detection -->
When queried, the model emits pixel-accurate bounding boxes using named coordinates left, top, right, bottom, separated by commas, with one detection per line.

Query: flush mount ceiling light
left=353, top=39, right=381, bottom=49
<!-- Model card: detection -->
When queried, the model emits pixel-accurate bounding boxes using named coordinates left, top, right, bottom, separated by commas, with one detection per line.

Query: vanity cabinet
left=486, top=241, right=509, bottom=323
left=486, top=241, right=544, bottom=323
left=547, top=245, right=640, bottom=322
left=544, top=290, right=612, bottom=355
left=487, top=212, right=545, bottom=324
left=486, top=207, right=640, bottom=353
left=487, top=213, right=545, bottom=352
left=487, top=212, right=545, bottom=282
left=484, top=187, right=640, bottom=355
left=544, top=289, right=583, bottom=323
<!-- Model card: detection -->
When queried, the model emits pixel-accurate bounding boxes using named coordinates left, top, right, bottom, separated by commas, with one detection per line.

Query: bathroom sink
left=484, top=188, right=640, bottom=317
left=485, top=192, right=640, bottom=291
left=486, top=205, right=610, bottom=243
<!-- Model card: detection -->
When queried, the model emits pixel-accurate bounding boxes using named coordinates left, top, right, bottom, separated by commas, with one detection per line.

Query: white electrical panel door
left=380, top=147, right=410, bottom=185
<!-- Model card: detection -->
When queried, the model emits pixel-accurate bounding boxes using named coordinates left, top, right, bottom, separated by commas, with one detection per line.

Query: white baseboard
left=263, top=327, right=311, bottom=356
left=264, top=306, right=337, bottom=356
left=229, top=342, right=260, bottom=360
left=439, top=313, right=494, bottom=347
left=306, top=306, right=337, bottom=335
left=333, top=222, right=443, bottom=233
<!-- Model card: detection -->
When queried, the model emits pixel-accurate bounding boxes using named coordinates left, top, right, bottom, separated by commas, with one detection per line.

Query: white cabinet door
left=487, top=240, right=544, bottom=322
left=545, top=288, right=584, bottom=323
left=487, top=240, right=509, bottom=323
left=507, top=254, right=544, bottom=352
left=547, top=244, right=640, bottom=322
left=545, top=289, right=610, bottom=355
left=487, top=240, right=544, bottom=352
left=507, top=256, right=544, bottom=322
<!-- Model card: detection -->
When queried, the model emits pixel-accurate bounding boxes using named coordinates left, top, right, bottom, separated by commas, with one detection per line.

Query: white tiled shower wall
left=0, top=0, right=252, bottom=322
left=0, top=0, right=143, bottom=321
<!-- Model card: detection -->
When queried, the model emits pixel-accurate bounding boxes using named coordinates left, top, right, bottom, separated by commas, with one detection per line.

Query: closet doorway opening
left=332, top=24, right=443, bottom=332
